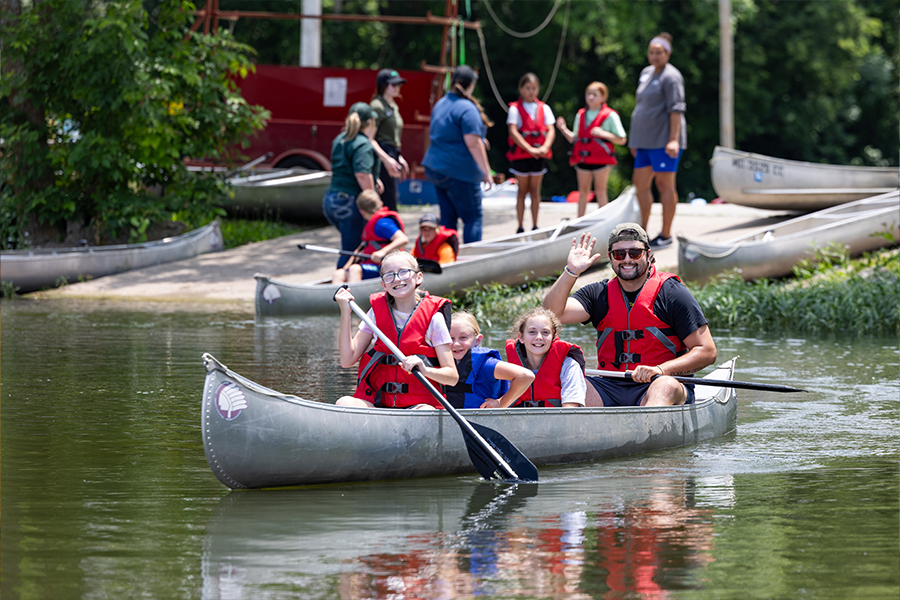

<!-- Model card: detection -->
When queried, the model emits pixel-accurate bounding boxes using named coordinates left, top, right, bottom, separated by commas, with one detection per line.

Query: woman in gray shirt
left=627, top=32, right=686, bottom=249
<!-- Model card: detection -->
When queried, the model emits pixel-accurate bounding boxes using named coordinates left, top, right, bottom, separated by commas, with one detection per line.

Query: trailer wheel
left=275, top=155, right=323, bottom=170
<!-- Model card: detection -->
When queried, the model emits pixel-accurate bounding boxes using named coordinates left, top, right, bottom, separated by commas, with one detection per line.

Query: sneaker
left=516, top=226, right=525, bottom=234
left=532, top=225, right=539, bottom=231
left=649, top=234, right=673, bottom=249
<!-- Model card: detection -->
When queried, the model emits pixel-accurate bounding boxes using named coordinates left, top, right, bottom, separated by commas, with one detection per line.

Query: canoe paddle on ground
left=339, top=290, right=538, bottom=483
left=586, top=369, right=807, bottom=393
left=299, top=244, right=442, bottom=274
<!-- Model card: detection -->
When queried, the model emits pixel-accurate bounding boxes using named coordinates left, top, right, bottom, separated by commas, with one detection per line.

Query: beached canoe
left=678, top=190, right=900, bottom=284
left=254, top=187, right=642, bottom=317
left=226, top=167, right=331, bottom=221
left=201, top=353, right=737, bottom=488
left=709, top=146, right=898, bottom=210
left=1, top=220, right=223, bottom=294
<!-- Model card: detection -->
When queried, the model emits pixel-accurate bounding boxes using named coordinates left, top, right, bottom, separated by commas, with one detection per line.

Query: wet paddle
left=340, top=292, right=538, bottom=482
left=586, top=369, right=807, bottom=393
left=299, top=244, right=442, bottom=274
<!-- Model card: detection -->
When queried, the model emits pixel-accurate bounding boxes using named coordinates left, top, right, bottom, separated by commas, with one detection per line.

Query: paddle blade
left=465, top=421, right=538, bottom=483
left=416, top=258, right=442, bottom=274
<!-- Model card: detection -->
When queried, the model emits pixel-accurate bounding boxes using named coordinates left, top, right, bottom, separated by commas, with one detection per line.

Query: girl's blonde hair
left=510, top=307, right=561, bottom=340
left=586, top=81, right=609, bottom=101
left=342, top=112, right=375, bottom=140
left=381, top=250, right=423, bottom=302
left=451, top=311, right=481, bottom=337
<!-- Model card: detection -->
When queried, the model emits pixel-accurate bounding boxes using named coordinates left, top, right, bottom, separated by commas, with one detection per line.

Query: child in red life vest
left=334, top=250, right=458, bottom=409
left=503, top=307, right=586, bottom=408
left=555, top=82, right=628, bottom=217
left=506, top=72, right=556, bottom=233
left=446, top=311, right=534, bottom=409
left=411, top=212, right=458, bottom=265
left=332, top=190, right=409, bottom=284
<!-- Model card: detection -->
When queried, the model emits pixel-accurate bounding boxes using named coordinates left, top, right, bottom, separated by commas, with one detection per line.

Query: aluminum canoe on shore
left=226, top=168, right=331, bottom=221
left=254, top=186, right=641, bottom=317
left=678, top=190, right=900, bottom=284
left=201, top=353, right=737, bottom=488
left=709, top=146, right=899, bottom=210
left=1, top=220, right=223, bottom=294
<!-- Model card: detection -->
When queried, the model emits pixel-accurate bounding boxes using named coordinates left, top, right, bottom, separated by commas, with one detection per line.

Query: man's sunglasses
left=609, top=248, right=646, bottom=261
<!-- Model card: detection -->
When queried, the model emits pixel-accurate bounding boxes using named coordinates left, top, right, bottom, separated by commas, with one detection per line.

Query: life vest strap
left=518, top=398, right=562, bottom=408
left=382, top=382, right=409, bottom=394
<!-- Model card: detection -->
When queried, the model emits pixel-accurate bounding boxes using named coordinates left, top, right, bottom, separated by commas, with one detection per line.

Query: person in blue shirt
left=422, top=66, right=494, bottom=243
left=332, top=190, right=409, bottom=283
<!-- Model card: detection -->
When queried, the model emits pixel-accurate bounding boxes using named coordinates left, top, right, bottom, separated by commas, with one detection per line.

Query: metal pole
left=719, top=0, right=735, bottom=148
left=300, top=0, right=322, bottom=67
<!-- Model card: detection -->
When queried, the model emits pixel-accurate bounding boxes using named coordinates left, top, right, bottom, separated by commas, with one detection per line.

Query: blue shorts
left=633, top=148, right=683, bottom=172
left=360, top=263, right=381, bottom=280
left=587, top=376, right=695, bottom=407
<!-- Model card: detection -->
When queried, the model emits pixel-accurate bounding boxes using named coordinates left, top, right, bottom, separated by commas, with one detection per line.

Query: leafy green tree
left=0, top=0, right=269, bottom=248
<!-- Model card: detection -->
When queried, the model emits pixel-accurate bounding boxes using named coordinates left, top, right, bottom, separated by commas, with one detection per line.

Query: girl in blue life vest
left=503, top=307, right=586, bottom=408
left=445, top=311, right=535, bottom=409
left=334, top=250, right=458, bottom=410
left=506, top=72, right=556, bottom=233
left=555, top=82, right=628, bottom=217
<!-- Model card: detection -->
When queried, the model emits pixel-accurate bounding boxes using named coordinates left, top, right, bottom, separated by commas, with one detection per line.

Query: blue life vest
left=446, top=347, right=509, bottom=409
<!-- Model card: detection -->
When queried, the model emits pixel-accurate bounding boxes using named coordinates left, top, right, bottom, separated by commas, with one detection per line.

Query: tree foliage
left=0, top=0, right=269, bottom=248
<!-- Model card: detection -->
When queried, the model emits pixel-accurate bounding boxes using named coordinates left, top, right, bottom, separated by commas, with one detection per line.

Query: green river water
left=2, top=298, right=898, bottom=599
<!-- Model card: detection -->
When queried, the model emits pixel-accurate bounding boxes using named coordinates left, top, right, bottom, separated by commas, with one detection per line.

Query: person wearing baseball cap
left=542, top=224, right=716, bottom=407
left=370, top=69, right=409, bottom=211
left=412, top=213, right=459, bottom=264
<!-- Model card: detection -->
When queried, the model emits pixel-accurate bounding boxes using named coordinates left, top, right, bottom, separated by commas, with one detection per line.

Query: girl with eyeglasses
left=334, top=250, right=458, bottom=409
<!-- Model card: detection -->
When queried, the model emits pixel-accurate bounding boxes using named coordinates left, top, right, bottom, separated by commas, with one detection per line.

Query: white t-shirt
left=507, top=101, right=555, bottom=129
left=360, top=307, right=452, bottom=348
left=559, top=357, right=587, bottom=406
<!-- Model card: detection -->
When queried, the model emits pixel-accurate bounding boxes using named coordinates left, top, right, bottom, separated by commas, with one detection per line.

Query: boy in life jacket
left=506, top=72, right=556, bottom=233
left=503, top=307, right=586, bottom=408
left=411, top=213, right=459, bottom=265
left=332, top=190, right=409, bottom=284
left=555, top=82, right=628, bottom=217
left=334, top=250, right=458, bottom=409
left=446, top=311, right=534, bottom=409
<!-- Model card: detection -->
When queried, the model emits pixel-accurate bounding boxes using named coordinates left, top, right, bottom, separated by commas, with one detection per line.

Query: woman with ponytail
left=422, top=66, right=494, bottom=243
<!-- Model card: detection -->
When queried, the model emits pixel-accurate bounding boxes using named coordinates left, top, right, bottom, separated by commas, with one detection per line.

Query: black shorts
left=509, top=157, right=548, bottom=177
left=573, top=163, right=612, bottom=173
left=587, top=376, right=696, bottom=407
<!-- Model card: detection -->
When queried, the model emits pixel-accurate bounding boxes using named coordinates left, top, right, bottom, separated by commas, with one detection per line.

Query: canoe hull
left=201, top=353, right=737, bottom=488
left=678, top=191, right=900, bottom=284
left=226, top=168, right=330, bottom=221
left=1, top=220, right=223, bottom=293
left=709, top=146, right=898, bottom=210
left=254, top=187, right=642, bottom=316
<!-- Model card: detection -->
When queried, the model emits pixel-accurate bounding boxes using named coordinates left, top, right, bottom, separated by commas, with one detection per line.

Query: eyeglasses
left=610, top=248, right=646, bottom=261
left=381, top=268, right=417, bottom=284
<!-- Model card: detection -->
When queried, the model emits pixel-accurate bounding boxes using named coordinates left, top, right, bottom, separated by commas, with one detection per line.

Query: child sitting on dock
left=446, top=311, right=534, bottom=409
left=332, top=190, right=409, bottom=284
left=503, top=307, right=586, bottom=408
left=334, top=250, right=457, bottom=409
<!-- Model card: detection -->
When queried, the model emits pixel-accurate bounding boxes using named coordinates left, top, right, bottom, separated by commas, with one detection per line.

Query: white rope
left=477, top=27, right=509, bottom=113
left=482, top=0, right=563, bottom=39
left=539, top=0, right=570, bottom=103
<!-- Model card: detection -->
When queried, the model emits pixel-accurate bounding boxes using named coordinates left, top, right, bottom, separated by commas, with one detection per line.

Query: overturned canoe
left=709, top=146, right=898, bottom=210
left=1, top=220, right=223, bottom=294
left=201, top=353, right=738, bottom=489
left=255, top=186, right=642, bottom=317
left=678, top=190, right=900, bottom=284
left=226, top=167, right=331, bottom=221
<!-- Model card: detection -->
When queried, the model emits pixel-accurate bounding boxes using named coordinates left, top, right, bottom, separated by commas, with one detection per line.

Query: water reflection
left=202, top=475, right=729, bottom=599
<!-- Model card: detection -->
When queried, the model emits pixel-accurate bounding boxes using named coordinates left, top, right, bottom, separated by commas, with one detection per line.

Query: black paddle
left=338, top=290, right=538, bottom=482
left=299, top=244, right=442, bottom=274
left=586, top=368, right=807, bottom=393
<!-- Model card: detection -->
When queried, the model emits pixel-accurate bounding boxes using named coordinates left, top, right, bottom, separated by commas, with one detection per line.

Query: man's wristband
left=564, top=266, right=580, bottom=278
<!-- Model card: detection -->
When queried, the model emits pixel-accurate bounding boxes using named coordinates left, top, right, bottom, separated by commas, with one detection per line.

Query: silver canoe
left=678, top=190, right=900, bottom=284
left=709, top=146, right=899, bottom=210
left=226, top=168, right=331, bottom=221
left=201, top=353, right=737, bottom=489
left=1, top=220, right=223, bottom=294
left=254, top=186, right=642, bottom=317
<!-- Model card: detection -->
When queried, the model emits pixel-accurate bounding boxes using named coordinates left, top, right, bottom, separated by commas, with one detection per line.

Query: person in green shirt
left=370, top=68, right=409, bottom=211
left=322, top=102, right=384, bottom=268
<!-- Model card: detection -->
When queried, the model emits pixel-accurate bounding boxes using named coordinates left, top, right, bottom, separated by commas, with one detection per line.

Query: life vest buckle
left=619, top=329, right=644, bottom=341
left=617, top=352, right=640, bottom=364
left=382, top=382, right=409, bottom=394
left=382, top=355, right=400, bottom=366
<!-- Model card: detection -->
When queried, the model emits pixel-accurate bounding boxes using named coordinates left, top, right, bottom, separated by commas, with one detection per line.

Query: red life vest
left=360, top=207, right=404, bottom=259
left=412, top=226, right=459, bottom=262
left=355, top=292, right=452, bottom=409
left=505, top=338, right=585, bottom=407
left=569, top=105, right=618, bottom=167
left=506, top=99, right=553, bottom=161
left=596, top=266, right=687, bottom=371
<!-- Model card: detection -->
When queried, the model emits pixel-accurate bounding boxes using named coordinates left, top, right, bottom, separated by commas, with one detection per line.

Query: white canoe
left=226, top=168, right=331, bottom=221
left=678, top=190, right=900, bottom=284
left=1, top=220, right=223, bottom=294
left=709, top=146, right=898, bottom=210
left=254, top=187, right=642, bottom=316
